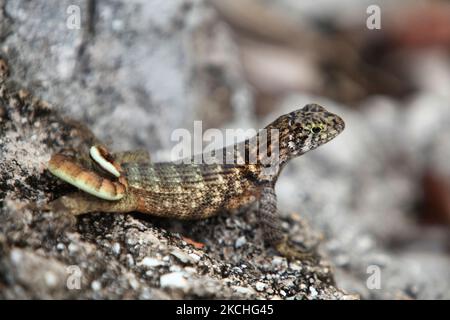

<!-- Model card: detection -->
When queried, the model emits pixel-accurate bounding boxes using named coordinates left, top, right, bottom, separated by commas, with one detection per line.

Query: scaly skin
left=48, top=104, right=345, bottom=260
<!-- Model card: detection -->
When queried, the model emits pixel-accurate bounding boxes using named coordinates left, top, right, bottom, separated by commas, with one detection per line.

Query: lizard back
left=123, top=162, right=260, bottom=219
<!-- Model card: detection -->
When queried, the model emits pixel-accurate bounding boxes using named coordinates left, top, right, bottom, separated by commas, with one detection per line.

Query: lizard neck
left=205, top=118, right=299, bottom=182
left=243, top=127, right=292, bottom=182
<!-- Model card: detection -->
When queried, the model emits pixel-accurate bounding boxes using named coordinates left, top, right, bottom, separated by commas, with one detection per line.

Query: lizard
left=47, top=104, right=345, bottom=260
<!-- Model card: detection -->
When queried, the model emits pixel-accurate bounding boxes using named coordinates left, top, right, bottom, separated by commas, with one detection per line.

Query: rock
left=232, top=286, right=256, bottom=296
left=91, top=280, right=102, bottom=291
left=112, top=243, right=121, bottom=256
left=188, top=253, right=201, bottom=263
left=160, top=272, right=188, bottom=290
left=309, top=287, right=318, bottom=298
left=271, top=256, right=286, bottom=267
left=255, top=282, right=266, bottom=292
left=235, top=236, right=247, bottom=248
left=170, top=249, right=195, bottom=264
left=138, top=257, right=164, bottom=268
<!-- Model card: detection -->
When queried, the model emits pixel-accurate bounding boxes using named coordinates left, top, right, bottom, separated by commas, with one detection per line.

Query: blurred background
left=1, top=0, right=449, bottom=299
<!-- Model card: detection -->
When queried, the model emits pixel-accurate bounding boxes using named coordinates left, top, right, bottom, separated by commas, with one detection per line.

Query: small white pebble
left=129, top=278, right=139, bottom=290
left=91, top=280, right=102, bottom=291
left=309, top=287, right=318, bottom=297
left=170, top=249, right=194, bottom=264
left=112, top=243, right=121, bottom=255
left=235, top=236, right=246, bottom=248
left=233, top=286, right=255, bottom=295
left=255, top=282, right=266, bottom=292
left=272, top=256, right=285, bottom=266
left=126, top=254, right=134, bottom=266
left=169, top=265, right=182, bottom=272
left=280, top=290, right=286, bottom=296
left=139, top=257, right=163, bottom=268
left=68, top=243, right=78, bottom=253
left=188, top=253, right=201, bottom=263
left=126, top=237, right=138, bottom=246
left=44, top=272, right=58, bottom=287
left=145, top=270, right=153, bottom=276
left=56, top=243, right=65, bottom=251
left=160, top=272, right=188, bottom=289
left=184, top=267, right=197, bottom=274
left=10, top=249, right=22, bottom=264
left=289, top=263, right=302, bottom=271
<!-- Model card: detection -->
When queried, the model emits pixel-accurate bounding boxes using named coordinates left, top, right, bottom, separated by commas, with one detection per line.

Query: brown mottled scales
left=48, top=104, right=345, bottom=260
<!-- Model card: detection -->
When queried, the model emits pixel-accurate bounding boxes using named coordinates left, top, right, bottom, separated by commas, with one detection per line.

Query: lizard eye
left=310, top=124, right=324, bottom=134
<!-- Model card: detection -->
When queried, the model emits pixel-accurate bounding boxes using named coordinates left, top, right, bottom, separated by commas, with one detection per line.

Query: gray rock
left=170, top=249, right=195, bottom=264
left=234, top=236, right=247, bottom=248
left=160, top=272, right=188, bottom=290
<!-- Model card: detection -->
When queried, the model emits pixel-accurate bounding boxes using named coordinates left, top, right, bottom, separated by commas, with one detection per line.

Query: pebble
left=44, top=271, right=58, bottom=287
left=282, top=279, right=295, bottom=288
left=255, top=282, right=266, bottom=292
left=233, top=286, right=255, bottom=295
left=126, top=254, right=135, bottom=266
left=10, top=249, right=22, bottom=264
left=139, top=257, right=164, bottom=268
left=56, top=243, right=65, bottom=251
left=235, top=236, right=246, bottom=248
left=128, top=277, right=139, bottom=290
left=142, top=233, right=161, bottom=245
left=188, top=253, right=201, bottom=263
left=160, top=272, right=188, bottom=289
left=145, top=270, right=154, bottom=277
left=272, top=256, right=285, bottom=266
left=112, top=243, right=121, bottom=255
left=231, top=267, right=243, bottom=274
left=184, top=267, right=197, bottom=274
left=68, top=243, right=78, bottom=253
left=170, top=249, right=195, bottom=264
left=91, top=280, right=102, bottom=291
left=309, top=287, right=318, bottom=297
left=169, top=265, right=182, bottom=272
left=289, top=262, right=302, bottom=271
left=126, top=237, right=138, bottom=246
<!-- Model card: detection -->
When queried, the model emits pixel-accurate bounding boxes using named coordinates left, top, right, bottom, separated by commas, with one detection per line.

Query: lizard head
left=265, top=103, right=345, bottom=162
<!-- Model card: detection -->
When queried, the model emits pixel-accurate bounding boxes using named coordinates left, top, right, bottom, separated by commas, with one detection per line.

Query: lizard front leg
left=258, top=185, right=317, bottom=261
